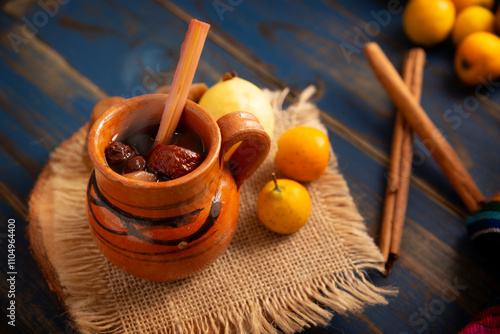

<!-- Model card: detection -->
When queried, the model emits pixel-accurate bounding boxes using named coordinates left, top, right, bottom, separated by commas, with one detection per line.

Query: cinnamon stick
left=153, top=19, right=210, bottom=149
left=379, top=49, right=425, bottom=273
left=387, top=49, right=426, bottom=274
left=364, top=43, right=486, bottom=213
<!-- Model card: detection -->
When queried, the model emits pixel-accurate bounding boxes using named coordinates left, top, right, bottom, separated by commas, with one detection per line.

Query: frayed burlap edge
left=28, top=87, right=397, bottom=334
left=28, top=123, right=123, bottom=334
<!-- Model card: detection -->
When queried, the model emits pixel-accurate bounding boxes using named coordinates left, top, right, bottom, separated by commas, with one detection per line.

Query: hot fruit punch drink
left=104, top=120, right=205, bottom=182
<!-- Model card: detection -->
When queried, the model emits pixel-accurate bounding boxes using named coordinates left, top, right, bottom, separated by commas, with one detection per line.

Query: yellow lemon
left=452, top=6, right=496, bottom=45
left=451, top=0, right=494, bottom=12
left=454, top=32, right=500, bottom=85
left=199, top=76, right=274, bottom=139
left=403, top=0, right=456, bottom=47
left=257, top=175, right=311, bottom=234
left=275, top=127, right=330, bottom=182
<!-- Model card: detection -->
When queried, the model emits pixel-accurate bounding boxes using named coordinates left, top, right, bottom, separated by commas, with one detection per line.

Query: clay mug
left=87, top=94, right=271, bottom=281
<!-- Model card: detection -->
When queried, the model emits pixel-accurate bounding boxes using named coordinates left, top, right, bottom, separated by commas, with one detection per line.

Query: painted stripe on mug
left=98, top=172, right=215, bottom=211
left=89, top=228, right=222, bottom=264
left=88, top=218, right=218, bottom=256
left=89, top=171, right=203, bottom=228
left=87, top=172, right=222, bottom=246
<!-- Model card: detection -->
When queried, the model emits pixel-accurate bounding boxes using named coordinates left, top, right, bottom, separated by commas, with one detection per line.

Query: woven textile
left=459, top=299, right=500, bottom=334
left=28, top=87, right=396, bottom=334
left=466, top=199, right=500, bottom=262
left=466, top=201, right=500, bottom=241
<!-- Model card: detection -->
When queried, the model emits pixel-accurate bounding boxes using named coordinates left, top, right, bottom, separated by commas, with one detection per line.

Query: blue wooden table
left=1, top=0, right=500, bottom=333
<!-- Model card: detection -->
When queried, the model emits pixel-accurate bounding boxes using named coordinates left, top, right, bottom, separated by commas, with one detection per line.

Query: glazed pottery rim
left=88, top=94, right=221, bottom=189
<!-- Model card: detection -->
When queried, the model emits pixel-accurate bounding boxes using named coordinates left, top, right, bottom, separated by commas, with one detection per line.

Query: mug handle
left=217, top=112, right=271, bottom=189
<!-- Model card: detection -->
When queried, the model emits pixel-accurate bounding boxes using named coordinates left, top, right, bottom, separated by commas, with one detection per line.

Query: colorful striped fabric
left=466, top=201, right=500, bottom=259
left=466, top=201, right=500, bottom=241
left=462, top=201, right=500, bottom=333
left=459, top=299, right=500, bottom=334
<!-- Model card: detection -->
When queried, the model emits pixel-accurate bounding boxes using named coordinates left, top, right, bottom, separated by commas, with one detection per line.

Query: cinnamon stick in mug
left=153, top=19, right=210, bottom=149
left=363, top=42, right=485, bottom=213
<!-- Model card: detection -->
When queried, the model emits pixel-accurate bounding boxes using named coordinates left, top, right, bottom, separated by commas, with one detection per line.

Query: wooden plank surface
left=1, top=0, right=500, bottom=333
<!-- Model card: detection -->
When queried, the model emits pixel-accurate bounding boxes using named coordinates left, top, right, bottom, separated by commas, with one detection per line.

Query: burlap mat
left=28, top=87, right=396, bottom=334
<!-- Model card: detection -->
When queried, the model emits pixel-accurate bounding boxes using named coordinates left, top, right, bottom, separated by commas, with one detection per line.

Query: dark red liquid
left=106, top=122, right=206, bottom=179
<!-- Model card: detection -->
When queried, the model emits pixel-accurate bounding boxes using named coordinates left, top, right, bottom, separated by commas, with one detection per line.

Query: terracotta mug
left=87, top=94, right=271, bottom=281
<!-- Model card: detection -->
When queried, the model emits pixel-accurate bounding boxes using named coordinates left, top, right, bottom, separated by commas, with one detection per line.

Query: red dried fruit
left=148, top=144, right=204, bottom=180
left=105, top=142, right=136, bottom=165
left=123, top=156, right=147, bottom=174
